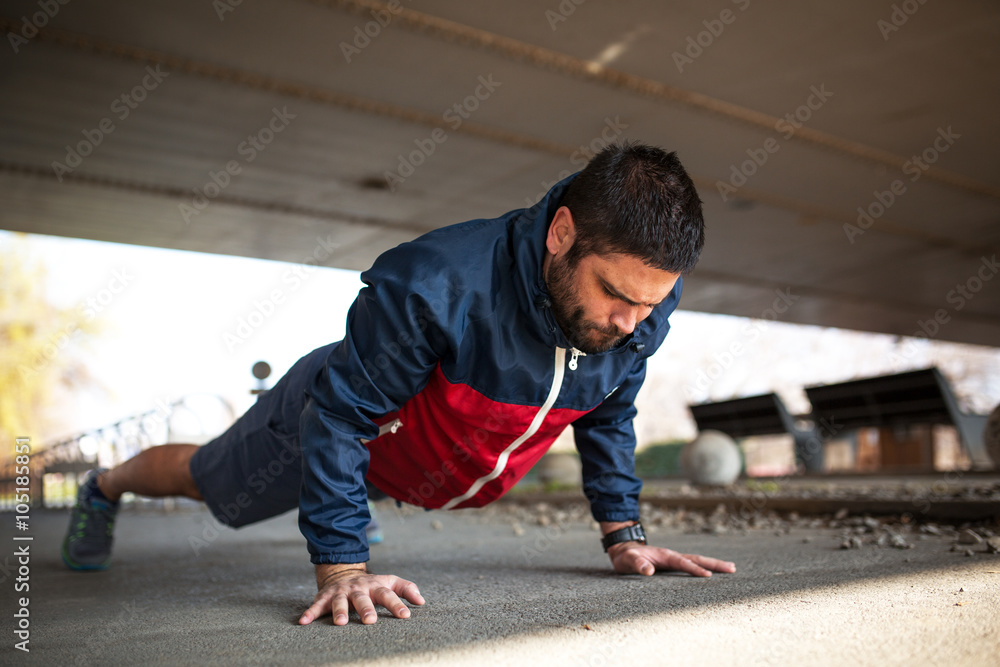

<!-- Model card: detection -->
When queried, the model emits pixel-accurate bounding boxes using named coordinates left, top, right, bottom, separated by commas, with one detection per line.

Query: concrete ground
left=2, top=502, right=999, bottom=666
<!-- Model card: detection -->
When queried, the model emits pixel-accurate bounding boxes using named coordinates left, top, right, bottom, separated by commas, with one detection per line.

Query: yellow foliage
left=0, top=234, right=102, bottom=460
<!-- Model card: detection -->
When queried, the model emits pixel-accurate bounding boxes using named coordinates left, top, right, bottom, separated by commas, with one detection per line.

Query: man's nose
left=609, top=307, right=639, bottom=335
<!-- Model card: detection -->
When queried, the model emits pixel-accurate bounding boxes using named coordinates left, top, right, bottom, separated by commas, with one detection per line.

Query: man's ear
left=545, top=206, right=577, bottom=257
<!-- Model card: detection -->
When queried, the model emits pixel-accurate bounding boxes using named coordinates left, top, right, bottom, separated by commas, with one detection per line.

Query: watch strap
left=601, top=522, right=646, bottom=552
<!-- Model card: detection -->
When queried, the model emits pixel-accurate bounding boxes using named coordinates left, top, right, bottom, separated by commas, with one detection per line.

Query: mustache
left=583, top=319, right=624, bottom=338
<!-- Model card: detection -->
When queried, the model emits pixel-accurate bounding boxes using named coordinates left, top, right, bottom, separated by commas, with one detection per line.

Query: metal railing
left=1, top=394, right=234, bottom=509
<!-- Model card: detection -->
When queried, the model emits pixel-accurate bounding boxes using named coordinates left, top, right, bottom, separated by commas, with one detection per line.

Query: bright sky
left=5, top=230, right=999, bottom=447
left=5, top=230, right=363, bottom=441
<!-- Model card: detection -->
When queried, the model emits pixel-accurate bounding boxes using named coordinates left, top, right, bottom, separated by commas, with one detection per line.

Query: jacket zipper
left=441, top=347, right=568, bottom=510
left=378, top=418, right=403, bottom=437
left=362, top=418, right=403, bottom=444
left=568, top=347, right=586, bottom=371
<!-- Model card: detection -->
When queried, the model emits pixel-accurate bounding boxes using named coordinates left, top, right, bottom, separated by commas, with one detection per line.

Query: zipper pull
left=389, top=418, right=402, bottom=434
left=568, top=348, right=586, bottom=371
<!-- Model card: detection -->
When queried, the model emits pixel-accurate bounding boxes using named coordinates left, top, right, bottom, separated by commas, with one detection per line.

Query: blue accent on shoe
left=366, top=500, right=384, bottom=545
left=62, top=469, right=118, bottom=571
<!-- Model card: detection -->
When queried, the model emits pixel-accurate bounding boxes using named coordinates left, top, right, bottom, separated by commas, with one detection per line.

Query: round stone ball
left=681, top=430, right=742, bottom=486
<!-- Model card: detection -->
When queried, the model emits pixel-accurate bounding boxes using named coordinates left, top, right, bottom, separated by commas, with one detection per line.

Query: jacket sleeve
left=572, top=355, right=648, bottom=524
left=297, top=255, right=461, bottom=565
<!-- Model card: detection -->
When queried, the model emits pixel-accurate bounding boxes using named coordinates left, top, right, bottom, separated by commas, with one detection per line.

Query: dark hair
left=561, top=142, right=705, bottom=273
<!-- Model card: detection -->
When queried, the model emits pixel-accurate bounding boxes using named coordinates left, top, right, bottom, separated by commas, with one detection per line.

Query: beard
left=545, top=255, right=628, bottom=354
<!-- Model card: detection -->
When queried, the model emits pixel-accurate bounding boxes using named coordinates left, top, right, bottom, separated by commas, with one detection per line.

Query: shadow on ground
left=2, top=504, right=998, bottom=665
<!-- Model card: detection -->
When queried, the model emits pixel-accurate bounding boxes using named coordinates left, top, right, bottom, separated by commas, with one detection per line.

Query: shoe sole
left=61, top=544, right=110, bottom=571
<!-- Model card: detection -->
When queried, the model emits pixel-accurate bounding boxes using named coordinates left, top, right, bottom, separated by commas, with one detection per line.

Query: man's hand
left=298, top=563, right=425, bottom=626
left=607, top=541, right=736, bottom=577
left=600, top=521, right=735, bottom=577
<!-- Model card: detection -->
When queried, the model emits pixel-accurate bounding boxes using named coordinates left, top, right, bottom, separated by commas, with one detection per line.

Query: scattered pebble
left=841, top=536, right=863, bottom=549
left=889, top=534, right=912, bottom=550
left=431, top=519, right=443, bottom=531
left=470, top=485, right=998, bottom=553
left=958, top=529, right=983, bottom=545
left=964, top=548, right=975, bottom=557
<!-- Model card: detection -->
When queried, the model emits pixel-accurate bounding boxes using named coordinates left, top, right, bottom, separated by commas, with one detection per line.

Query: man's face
left=545, top=251, right=680, bottom=354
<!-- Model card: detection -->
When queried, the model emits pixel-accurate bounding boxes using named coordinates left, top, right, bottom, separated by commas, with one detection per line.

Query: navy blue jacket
left=297, top=175, right=682, bottom=564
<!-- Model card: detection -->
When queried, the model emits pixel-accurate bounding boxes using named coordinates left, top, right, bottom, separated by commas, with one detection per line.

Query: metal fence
left=1, top=394, right=234, bottom=510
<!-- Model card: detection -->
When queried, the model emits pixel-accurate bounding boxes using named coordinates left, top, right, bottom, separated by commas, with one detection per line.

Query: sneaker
left=62, top=469, right=119, bottom=571
left=366, top=500, right=384, bottom=545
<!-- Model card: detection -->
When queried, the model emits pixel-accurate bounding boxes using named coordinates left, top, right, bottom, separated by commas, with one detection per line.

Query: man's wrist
left=599, top=520, right=639, bottom=536
left=315, top=562, right=367, bottom=586
left=600, top=520, right=646, bottom=553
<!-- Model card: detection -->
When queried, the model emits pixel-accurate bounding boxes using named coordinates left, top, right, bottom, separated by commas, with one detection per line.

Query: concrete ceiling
left=1, top=0, right=998, bottom=346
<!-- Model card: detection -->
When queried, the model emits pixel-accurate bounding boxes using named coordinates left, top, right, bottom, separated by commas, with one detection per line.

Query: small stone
left=986, top=537, right=1000, bottom=554
left=890, top=534, right=910, bottom=550
left=964, top=548, right=975, bottom=557
left=511, top=522, right=524, bottom=536
left=959, top=587, right=965, bottom=592
left=802, top=537, right=812, bottom=544
left=841, top=536, right=862, bottom=549
left=537, top=515, right=551, bottom=527
left=958, top=529, right=983, bottom=545
left=834, top=508, right=849, bottom=520
left=921, top=524, right=943, bottom=536
left=431, top=519, right=443, bottom=531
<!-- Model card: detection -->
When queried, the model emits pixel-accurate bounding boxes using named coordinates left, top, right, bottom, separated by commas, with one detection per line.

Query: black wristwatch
left=601, top=522, right=647, bottom=552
